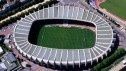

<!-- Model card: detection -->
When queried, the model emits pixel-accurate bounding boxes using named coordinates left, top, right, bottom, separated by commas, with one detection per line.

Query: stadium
left=13, top=5, right=116, bottom=70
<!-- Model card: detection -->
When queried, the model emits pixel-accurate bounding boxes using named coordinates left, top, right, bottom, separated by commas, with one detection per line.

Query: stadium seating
left=13, top=5, right=115, bottom=69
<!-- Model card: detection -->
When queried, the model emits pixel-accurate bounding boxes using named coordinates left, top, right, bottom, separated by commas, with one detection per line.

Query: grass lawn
left=37, top=26, right=95, bottom=49
left=100, top=0, right=126, bottom=20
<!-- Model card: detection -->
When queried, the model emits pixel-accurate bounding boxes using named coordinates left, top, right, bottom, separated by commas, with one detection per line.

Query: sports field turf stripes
left=37, top=26, right=95, bottom=49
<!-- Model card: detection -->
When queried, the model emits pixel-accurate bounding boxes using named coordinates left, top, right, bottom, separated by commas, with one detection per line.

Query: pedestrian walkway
left=98, top=8, right=126, bottom=27
left=109, top=62, right=124, bottom=71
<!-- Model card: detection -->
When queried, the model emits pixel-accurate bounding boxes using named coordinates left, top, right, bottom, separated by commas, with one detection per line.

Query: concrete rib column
left=72, top=50, right=74, bottom=68
left=37, top=9, right=40, bottom=19
left=54, top=49, right=58, bottom=69
left=66, top=6, right=69, bottom=18
left=58, top=5, right=60, bottom=18
left=66, top=50, right=68, bottom=69
left=71, top=6, right=75, bottom=18
left=93, top=47, right=100, bottom=62
left=62, top=5, right=65, bottom=19
left=89, top=49, right=93, bottom=65
left=30, top=13, right=36, bottom=20
left=34, top=11, right=38, bottom=19
left=23, top=16, right=31, bottom=23
left=60, top=50, right=63, bottom=69
left=78, top=50, right=81, bottom=68
left=85, top=10, right=89, bottom=20
left=43, top=6, right=45, bottom=19
left=47, top=48, right=52, bottom=67
left=76, top=7, right=79, bottom=19
left=53, top=5, right=54, bottom=18
left=83, top=49, right=87, bottom=66
left=48, top=5, right=49, bottom=19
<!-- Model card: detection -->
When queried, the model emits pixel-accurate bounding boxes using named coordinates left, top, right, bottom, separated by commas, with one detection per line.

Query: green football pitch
left=100, top=0, right=126, bottom=19
left=37, top=26, right=96, bottom=49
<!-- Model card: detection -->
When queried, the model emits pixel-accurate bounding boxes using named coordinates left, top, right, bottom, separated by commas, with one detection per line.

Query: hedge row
left=91, top=48, right=126, bottom=71
left=0, top=0, right=58, bottom=28
left=101, top=56, right=124, bottom=71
